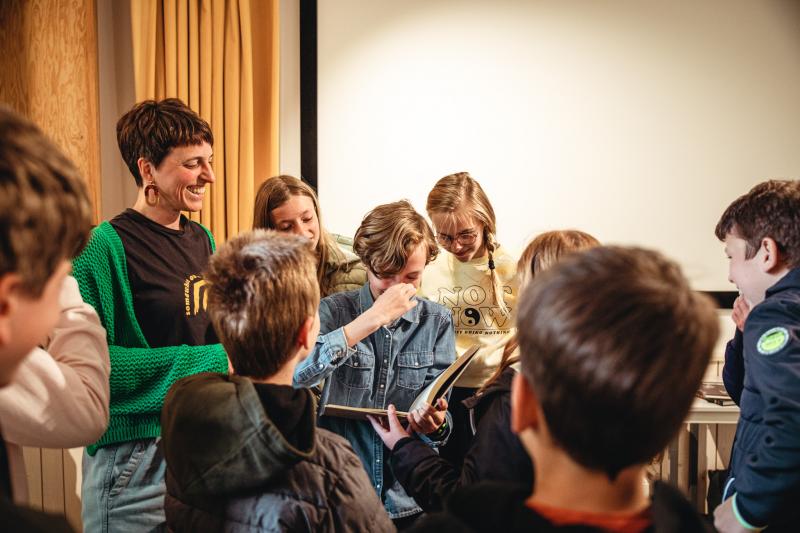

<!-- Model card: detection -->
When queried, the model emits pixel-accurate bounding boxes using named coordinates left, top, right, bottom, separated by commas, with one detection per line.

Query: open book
left=320, top=344, right=481, bottom=421
left=696, top=381, right=736, bottom=406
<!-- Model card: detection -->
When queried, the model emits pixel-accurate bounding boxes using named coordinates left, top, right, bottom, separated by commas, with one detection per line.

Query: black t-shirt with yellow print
left=111, top=208, right=217, bottom=348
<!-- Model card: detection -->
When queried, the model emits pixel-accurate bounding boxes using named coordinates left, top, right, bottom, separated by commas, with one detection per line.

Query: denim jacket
left=294, top=283, right=456, bottom=518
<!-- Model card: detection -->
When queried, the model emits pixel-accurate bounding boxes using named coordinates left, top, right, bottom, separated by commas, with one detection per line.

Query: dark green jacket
left=161, top=373, right=394, bottom=532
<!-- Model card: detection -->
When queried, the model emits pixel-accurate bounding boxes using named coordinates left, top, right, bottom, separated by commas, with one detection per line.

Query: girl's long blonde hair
left=477, top=229, right=600, bottom=394
left=253, top=175, right=346, bottom=296
left=426, top=172, right=509, bottom=316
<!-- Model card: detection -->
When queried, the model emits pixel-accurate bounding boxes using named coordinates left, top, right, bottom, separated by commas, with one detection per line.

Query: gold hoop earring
left=144, top=182, right=159, bottom=207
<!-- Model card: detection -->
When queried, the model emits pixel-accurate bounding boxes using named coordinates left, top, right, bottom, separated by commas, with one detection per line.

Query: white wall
left=280, top=0, right=302, bottom=176
left=316, top=0, right=800, bottom=290
left=98, top=0, right=137, bottom=220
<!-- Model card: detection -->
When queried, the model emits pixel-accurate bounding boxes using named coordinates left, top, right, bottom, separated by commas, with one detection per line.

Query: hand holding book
left=368, top=399, right=448, bottom=450
left=320, top=344, right=481, bottom=421
left=407, top=397, right=448, bottom=434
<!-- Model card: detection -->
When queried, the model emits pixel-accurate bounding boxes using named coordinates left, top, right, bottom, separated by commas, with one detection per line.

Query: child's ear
left=296, top=316, right=316, bottom=351
left=760, top=237, right=783, bottom=273
left=511, top=372, right=540, bottom=434
left=0, top=273, right=20, bottom=348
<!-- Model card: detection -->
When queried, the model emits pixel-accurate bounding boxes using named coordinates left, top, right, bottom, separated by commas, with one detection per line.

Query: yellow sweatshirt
left=420, top=246, right=518, bottom=388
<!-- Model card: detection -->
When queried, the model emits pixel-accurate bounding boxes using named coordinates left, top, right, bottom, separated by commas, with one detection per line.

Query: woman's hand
left=368, top=404, right=412, bottom=451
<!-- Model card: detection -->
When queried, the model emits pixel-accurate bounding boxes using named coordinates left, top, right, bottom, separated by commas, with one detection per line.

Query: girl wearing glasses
left=419, top=171, right=519, bottom=465
left=371, top=230, right=600, bottom=513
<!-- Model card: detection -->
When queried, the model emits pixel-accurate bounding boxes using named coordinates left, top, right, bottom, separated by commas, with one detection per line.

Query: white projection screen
left=315, top=0, right=800, bottom=290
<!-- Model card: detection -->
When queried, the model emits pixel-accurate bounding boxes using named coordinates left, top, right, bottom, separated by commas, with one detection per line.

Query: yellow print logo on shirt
left=435, top=285, right=513, bottom=331
left=184, top=274, right=209, bottom=316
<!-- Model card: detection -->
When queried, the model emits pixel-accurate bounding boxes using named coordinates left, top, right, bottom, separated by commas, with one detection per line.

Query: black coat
left=724, top=267, right=800, bottom=530
left=390, top=367, right=533, bottom=512
left=409, top=481, right=713, bottom=533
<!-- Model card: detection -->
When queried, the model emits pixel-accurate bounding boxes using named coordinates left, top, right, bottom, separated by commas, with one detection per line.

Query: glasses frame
left=436, top=229, right=479, bottom=248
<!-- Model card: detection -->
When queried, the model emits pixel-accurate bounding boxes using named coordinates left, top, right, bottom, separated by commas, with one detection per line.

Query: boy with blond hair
left=0, top=105, right=95, bottom=531
left=713, top=179, right=800, bottom=533
left=160, top=230, right=392, bottom=532
left=294, top=199, right=456, bottom=526
left=412, top=246, right=719, bottom=532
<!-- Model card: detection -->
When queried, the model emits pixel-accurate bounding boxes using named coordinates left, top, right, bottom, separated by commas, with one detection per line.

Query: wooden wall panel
left=21, top=447, right=43, bottom=508
left=0, top=2, right=27, bottom=110
left=18, top=447, right=83, bottom=530
left=0, top=0, right=102, bottom=222
left=64, top=448, right=84, bottom=531
left=0, top=0, right=99, bottom=526
left=40, top=448, right=64, bottom=514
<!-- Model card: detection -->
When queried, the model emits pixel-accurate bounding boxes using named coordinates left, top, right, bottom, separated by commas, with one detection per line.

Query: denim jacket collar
left=357, top=282, right=421, bottom=325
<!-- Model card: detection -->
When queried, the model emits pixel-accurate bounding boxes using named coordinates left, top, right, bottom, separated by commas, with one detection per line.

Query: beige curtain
left=130, top=0, right=279, bottom=242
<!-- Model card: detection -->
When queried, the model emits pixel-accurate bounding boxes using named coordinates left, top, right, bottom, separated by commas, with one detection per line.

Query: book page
left=320, top=344, right=482, bottom=420
left=320, top=404, right=409, bottom=421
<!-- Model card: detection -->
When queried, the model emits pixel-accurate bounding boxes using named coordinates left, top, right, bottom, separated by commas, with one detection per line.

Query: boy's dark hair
left=353, top=200, right=438, bottom=278
left=0, top=105, right=93, bottom=296
left=205, top=230, right=319, bottom=379
left=117, top=98, right=213, bottom=187
left=516, top=246, right=719, bottom=479
left=715, top=179, right=800, bottom=268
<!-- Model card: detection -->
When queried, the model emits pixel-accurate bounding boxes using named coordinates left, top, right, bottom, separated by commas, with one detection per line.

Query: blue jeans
left=81, top=438, right=166, bottom=532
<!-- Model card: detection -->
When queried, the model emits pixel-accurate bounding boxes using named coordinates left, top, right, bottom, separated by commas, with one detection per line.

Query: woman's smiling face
left=145, top=142, right=215, bottom=214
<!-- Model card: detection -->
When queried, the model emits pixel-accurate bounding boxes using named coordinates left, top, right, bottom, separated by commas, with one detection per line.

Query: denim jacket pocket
left=334, top=351, right=375, bottom=389
left=397, top=351, right=434, bottom=390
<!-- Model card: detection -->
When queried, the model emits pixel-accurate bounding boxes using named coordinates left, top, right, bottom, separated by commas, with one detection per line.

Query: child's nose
left=290, top=226, right=306, bottom=239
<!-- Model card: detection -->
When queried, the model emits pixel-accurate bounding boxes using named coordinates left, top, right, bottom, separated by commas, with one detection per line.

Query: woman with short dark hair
left=73, top=98, right=228, bottom=531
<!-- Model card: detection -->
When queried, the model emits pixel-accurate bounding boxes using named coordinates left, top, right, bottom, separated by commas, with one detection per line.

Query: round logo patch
left=757, top=327, right=790, bottom=355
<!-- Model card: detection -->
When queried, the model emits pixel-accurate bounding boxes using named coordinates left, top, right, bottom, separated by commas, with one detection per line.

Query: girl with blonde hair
left=373, top=229, right=600, bottom=512
left=253, top=175, right=367, bottom=297
left=420, top=171, right=518, bottom=464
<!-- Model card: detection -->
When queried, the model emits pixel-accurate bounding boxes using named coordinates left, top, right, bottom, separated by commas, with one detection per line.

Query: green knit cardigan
left=72, top=221, right=228, bottom=455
